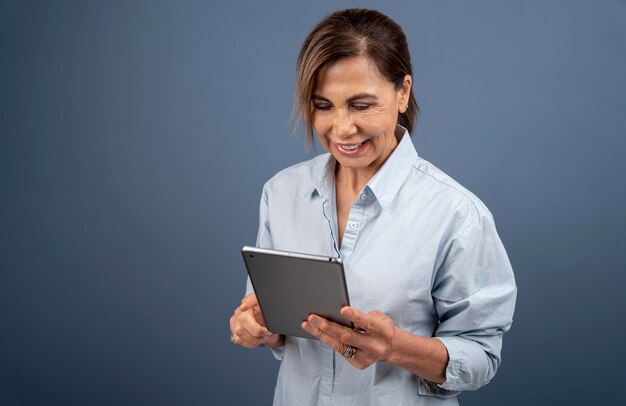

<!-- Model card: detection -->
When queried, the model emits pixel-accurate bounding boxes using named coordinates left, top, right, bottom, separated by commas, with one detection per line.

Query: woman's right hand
left=229, top=293, right=285, bottom=349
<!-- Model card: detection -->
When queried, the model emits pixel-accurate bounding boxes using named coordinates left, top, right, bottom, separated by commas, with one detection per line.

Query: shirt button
left=359, top=193, right=367, bottom=201
left=349, top=222, right=359, bottom=229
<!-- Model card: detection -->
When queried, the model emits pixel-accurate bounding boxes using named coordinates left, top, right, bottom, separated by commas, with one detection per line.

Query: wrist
left=383, top=325, right=401, bottom=364
left=264, top=333, right=285, bottom=349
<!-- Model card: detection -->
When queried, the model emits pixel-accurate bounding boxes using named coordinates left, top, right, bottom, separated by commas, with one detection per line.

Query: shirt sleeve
left=245, top=184, right=285, bottom=361
left=429, top=208, right=517, bottom=393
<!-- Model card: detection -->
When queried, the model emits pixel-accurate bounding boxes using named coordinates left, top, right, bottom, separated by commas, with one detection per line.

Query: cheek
left=357, top=117, right=393, bottom=137
left=315, top=132, right=327, bottom=145
left=313, top=123, right=331, bottom=148
left=359, top=107, right=395, bottom=127
left=311, top=114, right=322, bottom=132
left=312, top=114, right=330, bottom=129
left=312, top=118, right=334, bottom=147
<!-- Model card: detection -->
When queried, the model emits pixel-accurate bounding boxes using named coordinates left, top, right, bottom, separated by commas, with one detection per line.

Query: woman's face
left=311, top=56, right=411, bottom=175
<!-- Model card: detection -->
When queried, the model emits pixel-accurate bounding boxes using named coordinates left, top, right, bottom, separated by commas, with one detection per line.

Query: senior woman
left=230, top=8, right=516, bottom=406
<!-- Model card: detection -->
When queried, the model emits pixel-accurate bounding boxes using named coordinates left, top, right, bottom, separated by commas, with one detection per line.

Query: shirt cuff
left=435, top=336, right=485, bottom=392
left=418, top=378, right=460, bottom=398
left=265, top=344, right=284, bottom=361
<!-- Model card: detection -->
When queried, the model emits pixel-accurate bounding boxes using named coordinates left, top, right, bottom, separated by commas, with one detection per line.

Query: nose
left=331, top=109, right=356, bottom=139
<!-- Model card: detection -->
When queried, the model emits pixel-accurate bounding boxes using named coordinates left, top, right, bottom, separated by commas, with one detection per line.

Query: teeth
left=339, top=142, right=362, bottom=151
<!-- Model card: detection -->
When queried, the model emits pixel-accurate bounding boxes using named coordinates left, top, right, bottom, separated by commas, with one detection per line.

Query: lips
left=339, top=142, right=362, bottom=151
left=336, top=139, right=369, bottom=155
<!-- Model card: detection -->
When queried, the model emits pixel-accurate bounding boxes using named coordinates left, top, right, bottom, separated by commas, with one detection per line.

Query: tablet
left=241, top=246, right=351, bottom=340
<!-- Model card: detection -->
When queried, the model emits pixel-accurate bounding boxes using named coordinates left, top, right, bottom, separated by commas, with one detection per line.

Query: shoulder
left=262, top=153, right=330, bottom=196
left=409, top=156, right=494, bottom=228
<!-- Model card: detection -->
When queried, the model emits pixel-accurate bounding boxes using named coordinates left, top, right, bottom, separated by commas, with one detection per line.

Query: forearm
left=384, top=326, right=449, bottom=384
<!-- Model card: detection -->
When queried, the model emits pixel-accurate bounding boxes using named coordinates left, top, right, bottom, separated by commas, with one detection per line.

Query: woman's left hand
left=301, top=306, right=397, bottom=370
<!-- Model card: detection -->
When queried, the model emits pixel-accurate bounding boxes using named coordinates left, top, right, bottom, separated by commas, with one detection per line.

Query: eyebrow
left=311, top=93, right=379, bottom=103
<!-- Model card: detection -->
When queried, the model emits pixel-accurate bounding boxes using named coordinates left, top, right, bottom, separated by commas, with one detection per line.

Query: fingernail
left=310, top=317, right=320, bottom=327
left=263, top=330, right=272, bottom=337
left=301, top=322, right=310, bottom=332
left=343, top=308, right=352, bottom=318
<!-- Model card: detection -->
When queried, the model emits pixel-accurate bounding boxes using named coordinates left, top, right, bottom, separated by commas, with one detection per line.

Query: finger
left=303, top=315, right=367, bottom=350
left=232, top=307, right=261, bottom=339
left=230, top=314, right=255, bottom=346
left=302, top=319, right=348, bottom=355
left=252, top=305, right=267, bottom=327
left=231, top=332, right=259, bottom=349
left=238, top=307, right=272, bottom=340
left=239, top=294, right=267, bottom=327
left=340, top=306, right=372, bottom=332
left=231, top=311, right=271, bottom=349
left=302, top=318, right=378, bottom=369
left=229, top=313, right=236, bottom=334
left=302, top=319, right=371, bottom=368
left=349, top=354, right=372, bottom=370
left=230, top=334, right=257, bottom=348
left=230, top=315, right=255, bottom=348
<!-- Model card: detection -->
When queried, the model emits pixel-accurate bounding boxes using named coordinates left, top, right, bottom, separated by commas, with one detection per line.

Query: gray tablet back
left=242, top=246, right=351, bottom=340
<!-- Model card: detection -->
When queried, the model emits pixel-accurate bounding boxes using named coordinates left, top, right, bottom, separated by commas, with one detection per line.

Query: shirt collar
left=366, top=127, right=417, bottom=210
left=309, top=154, right=335, bottom=199
left=308, top=126, right=418, bottom=209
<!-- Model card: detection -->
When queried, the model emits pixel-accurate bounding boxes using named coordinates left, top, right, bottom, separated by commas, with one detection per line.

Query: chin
left=335, top=157, right=370, bottom=169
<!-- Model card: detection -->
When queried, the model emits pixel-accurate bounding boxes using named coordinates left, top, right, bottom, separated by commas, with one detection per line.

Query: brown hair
left=294, top=8, right=419, bottom=144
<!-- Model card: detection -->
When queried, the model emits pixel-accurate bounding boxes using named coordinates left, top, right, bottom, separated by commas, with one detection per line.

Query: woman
left=230, top=8, right=516, bottom=405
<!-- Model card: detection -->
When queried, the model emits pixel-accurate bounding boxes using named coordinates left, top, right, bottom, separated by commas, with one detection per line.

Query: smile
left=339, top=142, right=363, bottom=151
left=336, top=140, right=369, bottom=155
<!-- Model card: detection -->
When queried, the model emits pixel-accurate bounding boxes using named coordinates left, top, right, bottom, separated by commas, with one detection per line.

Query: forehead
left=313, top=56, right=392, bottom=96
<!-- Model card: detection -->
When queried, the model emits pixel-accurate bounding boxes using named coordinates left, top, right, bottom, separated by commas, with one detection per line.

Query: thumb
left=239, top=293, right=259, bottom=312
left=253, top=305, right=267, bottom=327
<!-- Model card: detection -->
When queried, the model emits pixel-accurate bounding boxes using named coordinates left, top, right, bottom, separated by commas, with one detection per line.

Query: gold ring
left=342, top=345, right=357, bottom=359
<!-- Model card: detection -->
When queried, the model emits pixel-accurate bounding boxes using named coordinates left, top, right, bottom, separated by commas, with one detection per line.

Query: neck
left=335, top=165, right=374, bottom=197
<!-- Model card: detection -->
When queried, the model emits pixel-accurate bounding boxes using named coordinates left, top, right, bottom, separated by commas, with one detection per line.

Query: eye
left=313, top=104, right=332, bottom=111
left=351, top=103, right=371, bottom=111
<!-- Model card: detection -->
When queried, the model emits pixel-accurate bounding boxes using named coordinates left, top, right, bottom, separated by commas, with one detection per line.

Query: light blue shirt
left=246, top=129, right=517, bottom=405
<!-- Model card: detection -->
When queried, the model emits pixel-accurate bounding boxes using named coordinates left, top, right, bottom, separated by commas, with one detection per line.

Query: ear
left=398, top=75, right=412, bottom=113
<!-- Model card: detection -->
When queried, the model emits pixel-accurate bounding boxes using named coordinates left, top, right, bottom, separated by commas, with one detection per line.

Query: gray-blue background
left=1, top=1, right=625, bottom=405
